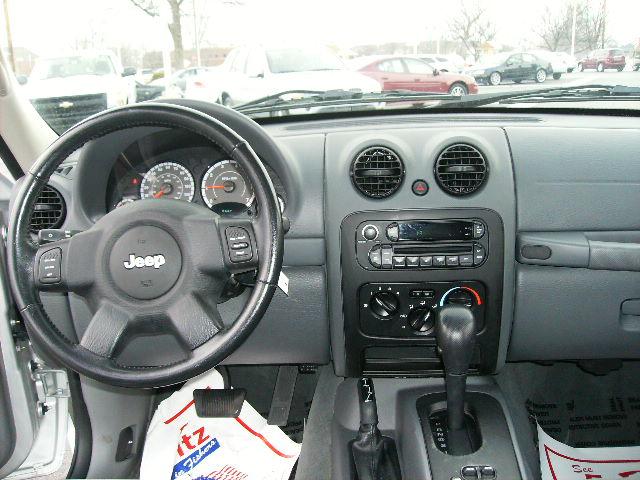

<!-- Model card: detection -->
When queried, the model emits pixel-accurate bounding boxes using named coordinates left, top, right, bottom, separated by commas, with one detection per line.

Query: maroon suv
left=578, top=48, right=626, bottom=72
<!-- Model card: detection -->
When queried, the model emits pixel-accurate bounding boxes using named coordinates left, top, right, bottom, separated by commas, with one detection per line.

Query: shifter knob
left=435, top=305, right=476, bottom=375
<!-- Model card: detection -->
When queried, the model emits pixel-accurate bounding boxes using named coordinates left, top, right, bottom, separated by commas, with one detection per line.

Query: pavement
left=476, top=67, right=640, bottom=95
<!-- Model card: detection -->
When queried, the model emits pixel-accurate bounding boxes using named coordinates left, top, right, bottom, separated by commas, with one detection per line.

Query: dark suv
left=578, top=48, right=626, bottom=72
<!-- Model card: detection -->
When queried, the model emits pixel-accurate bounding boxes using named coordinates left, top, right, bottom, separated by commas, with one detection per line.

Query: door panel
left=376, top=59, right=407, bottom=91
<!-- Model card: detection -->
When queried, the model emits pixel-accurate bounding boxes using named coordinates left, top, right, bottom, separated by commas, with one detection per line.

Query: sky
left=2, top=0, right=640, bottom=59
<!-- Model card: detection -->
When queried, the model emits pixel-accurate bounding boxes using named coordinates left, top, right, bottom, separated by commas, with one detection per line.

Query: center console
left=341, top=208, right=505, bottom=377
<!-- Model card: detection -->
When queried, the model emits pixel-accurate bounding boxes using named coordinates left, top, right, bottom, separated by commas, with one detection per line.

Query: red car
left=578, top=48, right=626, bottom=72
left=354, top=56, right=478, bottom=96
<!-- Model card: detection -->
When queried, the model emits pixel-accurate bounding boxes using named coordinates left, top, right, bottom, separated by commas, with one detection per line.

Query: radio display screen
left=398, top=221, right=473, bottom=241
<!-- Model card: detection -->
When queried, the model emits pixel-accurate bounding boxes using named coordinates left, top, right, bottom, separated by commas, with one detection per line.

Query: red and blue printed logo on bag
left=171, top=423, right=220, bottom=479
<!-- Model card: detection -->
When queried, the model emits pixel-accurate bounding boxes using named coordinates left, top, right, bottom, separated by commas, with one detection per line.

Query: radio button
left=446, top=255, right=460, bottom=267
left=406, top=256, right=420, bottom=268
left=433, top=255, right=446, bottom=267
left=386, top=223, right=399, bottom=242
left=419, top=256, right=433, bottom=267
left=381, top=246, right=393, bottom=269
left=368, top=246, right=382, bottom=268
left=363, top=224, right=379, bottom=241
left=393, top=256, right=406, bottom=268
left=460, top=254, right=474, bottom=266
left=473, top=222, right=485, bottom=239
left=474, top=244, right=486, bottom=265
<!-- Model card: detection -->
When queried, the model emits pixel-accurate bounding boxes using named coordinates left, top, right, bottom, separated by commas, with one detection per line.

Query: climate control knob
left=370, top=291, right=399, bottom=318
left=408, top=308, right=435, bottom=332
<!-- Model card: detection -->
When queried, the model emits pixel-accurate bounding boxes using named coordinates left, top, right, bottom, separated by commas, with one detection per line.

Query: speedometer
left=201, top=160, right=254, bottom=210
left=140, top=162, right=195, bottom=202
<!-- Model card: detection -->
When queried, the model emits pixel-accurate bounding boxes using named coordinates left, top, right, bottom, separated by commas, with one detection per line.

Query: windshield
left=2, top=0, right=640, bottom=130
left=30, top=55, right=115, bottom=80
left=266, top=47, right=344, bottom=73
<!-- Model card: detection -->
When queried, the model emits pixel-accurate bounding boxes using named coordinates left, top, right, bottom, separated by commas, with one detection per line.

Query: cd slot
left=393, top=244, right=473, bottom=255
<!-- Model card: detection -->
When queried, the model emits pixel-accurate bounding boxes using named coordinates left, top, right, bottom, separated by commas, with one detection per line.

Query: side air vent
left=350, top=146, right=405, bottom=198
left=29, top=185, right=66, bottom=232
left=435, top=144, right=487, bottom=196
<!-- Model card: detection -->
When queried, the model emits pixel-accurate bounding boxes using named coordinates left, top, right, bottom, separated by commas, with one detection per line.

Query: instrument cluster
left=107, top=143, right=285, bottom=217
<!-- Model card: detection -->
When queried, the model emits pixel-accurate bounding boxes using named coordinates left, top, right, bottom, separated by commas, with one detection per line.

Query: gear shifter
left=351, top=378, right=402, bottom=480
left=435, top=305, right=478, bottom=454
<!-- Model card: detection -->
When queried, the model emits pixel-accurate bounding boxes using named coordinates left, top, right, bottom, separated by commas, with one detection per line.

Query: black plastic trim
left=0, top=135, right=24, bottom=180
left=66, top=371, right=92, bottom=479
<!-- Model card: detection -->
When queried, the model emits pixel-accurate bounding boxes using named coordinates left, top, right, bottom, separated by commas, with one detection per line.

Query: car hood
left=271, top=70, right=382, bottom=93
left=25, top=75, right=120, bottom=99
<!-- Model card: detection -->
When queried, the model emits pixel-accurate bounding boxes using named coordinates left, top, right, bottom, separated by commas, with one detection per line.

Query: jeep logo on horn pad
left=123, top=254, right=166, bottom=270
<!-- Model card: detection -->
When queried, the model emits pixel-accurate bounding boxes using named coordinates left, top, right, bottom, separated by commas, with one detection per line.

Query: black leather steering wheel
left=7, top=103, right=284, bottom=388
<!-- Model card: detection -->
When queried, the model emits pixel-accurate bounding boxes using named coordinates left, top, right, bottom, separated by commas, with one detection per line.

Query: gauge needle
left=153, top=191, right=165, bottom=198
left=205, top=185, right=225, bottom=189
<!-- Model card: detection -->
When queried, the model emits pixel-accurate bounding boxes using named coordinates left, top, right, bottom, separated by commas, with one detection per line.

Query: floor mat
left=508, top=362, right=640, bottom=448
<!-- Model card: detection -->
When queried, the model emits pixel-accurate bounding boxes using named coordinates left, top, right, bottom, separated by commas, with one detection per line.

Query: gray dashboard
left=40, top=110, right=640, bottom=371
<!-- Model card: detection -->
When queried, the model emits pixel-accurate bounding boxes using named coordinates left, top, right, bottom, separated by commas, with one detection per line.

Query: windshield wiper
left=234, top=89, right=461, bottom=114
left=438, top=84, right=640, bottom=108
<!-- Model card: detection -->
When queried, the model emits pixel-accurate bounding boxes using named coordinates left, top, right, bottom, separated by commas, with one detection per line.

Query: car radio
left=355, top=219, right=488, bottom=270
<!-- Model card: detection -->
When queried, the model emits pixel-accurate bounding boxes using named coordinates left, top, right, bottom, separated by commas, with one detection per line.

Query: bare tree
left=577, top=0, right=607, bottom=51
left=130, top=0, right=186, bottom=69
left=535, top=5, right=572, bottom=51
left=449, top=1, right=496, bottom=61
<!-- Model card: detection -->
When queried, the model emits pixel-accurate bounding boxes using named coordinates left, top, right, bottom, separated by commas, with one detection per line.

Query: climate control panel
left=359, top=282, right=486, bottom=338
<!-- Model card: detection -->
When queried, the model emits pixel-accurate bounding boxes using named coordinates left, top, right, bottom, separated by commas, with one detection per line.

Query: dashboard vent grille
left=30, top=186, right=66, bottom=232
left=435, top=144, right=487, bottom=196
left=350, top=146, right=404, bottom=198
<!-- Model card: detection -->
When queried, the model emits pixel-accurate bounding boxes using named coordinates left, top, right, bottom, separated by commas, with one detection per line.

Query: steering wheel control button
left=38, top=248, right=62, bottom=284
left=411, top=179, right=429, bottom=196
left=225, top=227, right=253, bottom=263
left=38, top=229, right=80, bottom=243
left=368, top=246, right=382, bottom=268
left=473, top=221, right=485, bottom=239
left=109, top=226, right=182, bottom=300
left=362, top=224, right=379, bottom=241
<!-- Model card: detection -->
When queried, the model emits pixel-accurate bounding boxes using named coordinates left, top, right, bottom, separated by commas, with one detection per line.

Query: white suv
left=188, top=45, right=381, bottom=107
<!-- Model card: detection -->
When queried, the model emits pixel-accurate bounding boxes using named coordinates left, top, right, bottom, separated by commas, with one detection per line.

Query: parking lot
left=477, top=68, right=640, bottom=94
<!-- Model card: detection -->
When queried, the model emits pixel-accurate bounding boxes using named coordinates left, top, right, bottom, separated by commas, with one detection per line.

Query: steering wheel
left=7, top=104, right=284, bottom=388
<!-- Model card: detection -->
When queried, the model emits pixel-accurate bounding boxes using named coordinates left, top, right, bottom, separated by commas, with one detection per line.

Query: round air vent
left=29, top=185, right=66, bottom=232
left=435, top=144, right=487, bottom=196
left=350, top=146, right=405, bottom=199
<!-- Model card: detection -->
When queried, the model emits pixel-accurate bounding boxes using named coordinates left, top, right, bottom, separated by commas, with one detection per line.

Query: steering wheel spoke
left=167, top=293, right=224, bottom=351
left=79, top=301, right=131, bottom=358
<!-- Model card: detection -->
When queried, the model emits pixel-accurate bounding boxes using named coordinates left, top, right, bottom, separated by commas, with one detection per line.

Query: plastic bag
left=140, top=369, right=301, bottom=480
left=539, top=424, right=640, bottom=479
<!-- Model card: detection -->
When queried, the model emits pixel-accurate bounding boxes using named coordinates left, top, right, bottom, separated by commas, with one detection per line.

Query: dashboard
left=36, top=105, right=640, bottom=374
left=105, top=129, right=287, bottom=217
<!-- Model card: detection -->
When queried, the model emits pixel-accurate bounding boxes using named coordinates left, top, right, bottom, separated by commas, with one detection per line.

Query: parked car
left=530, top=50, right=577, bottom=78
left=166, top=67, right=214, bottom=96
left=353, top=55, right=478, bottom=96
left=468, top=52, right=552, bottom=85
left=578, top=48, right=626, bottom=72
left=409, top=54, right=465, bottom=73
left=204, top=45, right=380, bottom=107
left=23, top=50, right=136, bottom=133
left=135, top=80, right=165, bottom=101
left=632, top=48, right=640, bottom=71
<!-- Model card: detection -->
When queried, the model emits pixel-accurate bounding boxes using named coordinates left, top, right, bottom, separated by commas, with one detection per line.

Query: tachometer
left=201, top=160, right=254, bottom=210
left=140, top=162, right=195, bottom=202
